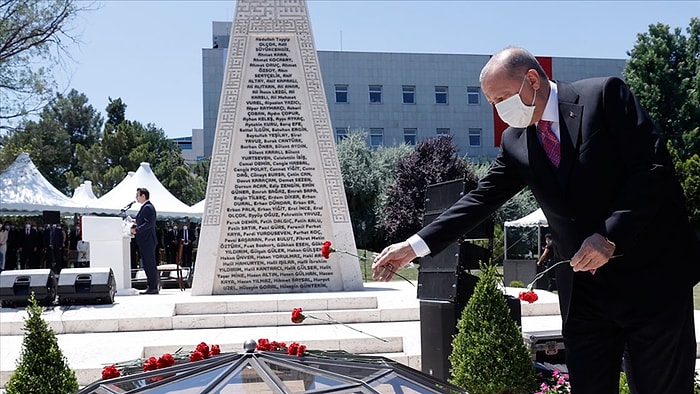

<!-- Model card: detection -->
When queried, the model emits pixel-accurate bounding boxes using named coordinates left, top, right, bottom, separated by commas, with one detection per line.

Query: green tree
left=624, top=17, right=700, bottom=161
left=0, top=0, right=86, bottom=127
left=5, top=293, right=79, bottom=394
left=75, top=97, right=206, bottom=204
left=336, top=130, right=411, bottom=250
left=449, top=264, right=535, bottom=393
left=0, top=89, right=103, bottom=193
left=381, top=135, right=476, bottom=244
left=670, top=142, right=700, bottom=229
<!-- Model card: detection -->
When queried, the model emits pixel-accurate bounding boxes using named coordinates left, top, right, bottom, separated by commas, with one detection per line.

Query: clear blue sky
left=57, top=1, right=699, bottom=138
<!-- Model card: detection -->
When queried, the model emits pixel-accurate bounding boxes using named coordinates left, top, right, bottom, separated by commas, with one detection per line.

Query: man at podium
left=130, top=188, right=159, bottom=294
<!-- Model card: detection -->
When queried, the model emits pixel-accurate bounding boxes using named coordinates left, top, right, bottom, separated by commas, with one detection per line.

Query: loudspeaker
left=42, top=210, right=61, bottom=225
left=424, top=178, right=465, bottom=214
left=0, top=269, right=57, bottom=307
left=57, top=267, right=117, bottom=305
left=420, top=295, right=523, bottom=382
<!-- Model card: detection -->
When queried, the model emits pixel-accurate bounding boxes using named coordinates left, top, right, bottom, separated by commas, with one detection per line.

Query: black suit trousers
left=563, top=271, right=695, bottom=393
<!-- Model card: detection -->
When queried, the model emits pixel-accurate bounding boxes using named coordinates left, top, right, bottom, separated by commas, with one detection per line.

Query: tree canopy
left=0, top=0, right=85, bottom=127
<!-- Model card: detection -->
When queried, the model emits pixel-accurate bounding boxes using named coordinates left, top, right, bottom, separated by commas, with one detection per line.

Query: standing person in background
left=536, top=233, right=557, bottom=291
left=165, top=223, right=178, bottom=265
left=131, top=188, right=159, bottom=295
left=0, top=223, right=8, bottom=273
left=372, top=46, right=700, bottom=393
left=179, top=222, right=196, bottom=267
left=5, top=222, right=19, bottom=270
left=19, top=221, right=41, bottom=269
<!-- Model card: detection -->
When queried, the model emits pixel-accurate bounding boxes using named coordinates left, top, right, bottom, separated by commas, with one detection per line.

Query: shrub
left=5, top=293, right=78, bottom=394
left=449, top=264, right=535, bottom=394
left=509, top=280, right=526, bottom=288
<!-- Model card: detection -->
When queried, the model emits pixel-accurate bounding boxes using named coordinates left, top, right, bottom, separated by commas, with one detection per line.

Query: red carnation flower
left=102, top=365, right=121, bottom=380
left=157, top=353, right=175, bottom=368
left=321, top=241, right=333, bottom=259
left=189, top=351, right=204, bottom=362
left=143, top=356, right=158, bottom=371
left=296, top=344, right=307, bottom=357
left=287, top=342, right=299, bottom=356
left=256, top=338, right=271, bottom=351
left=210, top=344, right=221, bottom=355
left=518, top=290, right=539, bottom=303
left=196, top=342, right=210, bottom=358
left=291, top=307, right=306, bottom=323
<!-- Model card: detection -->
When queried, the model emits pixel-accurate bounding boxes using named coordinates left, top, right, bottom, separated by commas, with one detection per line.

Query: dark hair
left=136, top=187, right=150, bottom=199
left=545, top=233, right=552, bottom=239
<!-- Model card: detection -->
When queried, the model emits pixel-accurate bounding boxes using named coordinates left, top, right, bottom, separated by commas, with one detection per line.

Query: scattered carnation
left=291, top=307, right=306, bottom=323
left=189, top=351, right=204, bottom=362
left=518, top=290, right=539, bottom=303
left=210, top=344, right=221, bottom=355
left=101, top=365, right=121, bottom=380
left=195, top=342, right=210, bottom=358
left=143, top=356, right=159, bottom=372
left=156, top=353, right=175, bottom=369
left=321, top=241, right=334, bottom=259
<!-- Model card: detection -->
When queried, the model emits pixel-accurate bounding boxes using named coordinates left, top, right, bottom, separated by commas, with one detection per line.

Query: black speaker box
left=57, top=267, right=117, bottom=305
left=420, top=295, right=523, bottom=382
left=0, top=269, right=57, bottom=307
left=424, top=178, right=465, bottom=214
left=42, top=210, right=61, bottom=225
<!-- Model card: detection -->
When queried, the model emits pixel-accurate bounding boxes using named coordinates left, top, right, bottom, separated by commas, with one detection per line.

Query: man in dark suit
left=131, top=187, right=159, bottom=294
left=19, top=222, right=41, bottom=269
left=164, top=223, right=178, bottom=265
left=178, top=222, right=196, bottom=267
left=372, top=46, right=699, bottom=393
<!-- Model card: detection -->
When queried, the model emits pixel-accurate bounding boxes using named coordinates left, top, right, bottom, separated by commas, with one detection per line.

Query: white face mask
left=495, top=74, right=537, bottom=128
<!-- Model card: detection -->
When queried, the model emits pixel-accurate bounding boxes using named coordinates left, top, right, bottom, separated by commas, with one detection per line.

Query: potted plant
left=449, top=263, right=535, bottom=393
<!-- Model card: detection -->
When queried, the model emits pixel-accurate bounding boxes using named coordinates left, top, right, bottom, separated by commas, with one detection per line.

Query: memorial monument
left=191, top=0, right=363, bottom=295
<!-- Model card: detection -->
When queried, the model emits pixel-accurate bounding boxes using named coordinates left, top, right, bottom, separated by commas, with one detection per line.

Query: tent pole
left=504, top=226, right=508, bottom=260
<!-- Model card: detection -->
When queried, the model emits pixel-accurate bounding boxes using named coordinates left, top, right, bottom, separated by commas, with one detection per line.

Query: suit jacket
left=418, top=77, right=700, bottom=319
left=178, top=228, right=196, bottom=250
left=135, top=200, right=158, bottom=249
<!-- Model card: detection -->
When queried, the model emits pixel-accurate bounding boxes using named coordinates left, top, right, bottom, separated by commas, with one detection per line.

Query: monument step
left=173, top=294, right=379, bottom=315
left=172, top=307, right=420, bottom=330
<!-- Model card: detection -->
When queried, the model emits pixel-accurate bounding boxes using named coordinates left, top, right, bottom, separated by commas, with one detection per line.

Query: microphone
left=120, top=200, right=137, bottom=214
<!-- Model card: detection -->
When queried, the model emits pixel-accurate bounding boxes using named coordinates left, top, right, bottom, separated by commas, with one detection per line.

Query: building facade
left=200, top=21, right=627, bottom=159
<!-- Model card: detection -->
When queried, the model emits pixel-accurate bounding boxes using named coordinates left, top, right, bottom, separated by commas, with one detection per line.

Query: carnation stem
left=527, top=255, right=622, bottom=290
left=306, top=314, right=388, bottom=342
left=336, top=249, right=415, bottom=287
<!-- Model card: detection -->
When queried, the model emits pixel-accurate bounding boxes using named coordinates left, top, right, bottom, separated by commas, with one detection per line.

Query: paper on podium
left=122, top=216, right=135, bottom=237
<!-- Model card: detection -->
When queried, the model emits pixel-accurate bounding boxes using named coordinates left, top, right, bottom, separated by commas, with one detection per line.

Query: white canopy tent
left=190, top=199, right=205, bottom=215
left=70, top=180, right=98, bottom=206
left=503, top=208, right=548, bottom=259
left=0, top=152, right=83, bottom=214
left=88, top=162, right=199, bottom=218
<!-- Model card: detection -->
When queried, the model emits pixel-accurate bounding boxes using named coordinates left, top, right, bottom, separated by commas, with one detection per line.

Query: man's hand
left=372, top=241, right=417, bottom=281
left=570, top=233, right=616, bottom=272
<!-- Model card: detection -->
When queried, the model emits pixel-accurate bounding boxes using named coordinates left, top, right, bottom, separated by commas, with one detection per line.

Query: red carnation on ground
left=156, top=353, right=175, bottom=369
left=210, top=344, right=221, bottom=355
left=287, top=342, right=306, bottom=357
left=518, top=290, right=539, bottom=303
left=195, top=342, right=210, bottom=358
left=321, top=241, right=334, bottom=259
left=143, top=356, right=158, bottom=371
left=101, top=365, right=121, bottom=380
left=189, top=351, right=204, bottom=362
left=291, top=307, right=306, bottom=323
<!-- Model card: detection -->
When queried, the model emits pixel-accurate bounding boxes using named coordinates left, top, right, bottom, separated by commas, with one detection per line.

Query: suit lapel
left=555, top=82, right=584, bottom=192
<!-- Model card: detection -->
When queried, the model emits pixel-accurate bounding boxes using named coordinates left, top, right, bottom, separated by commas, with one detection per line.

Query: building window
left=402, top=85, right=416, bottom=104
left=369, top=128, right=384, bottom=147
left=435, top=86, right=448, bottom=104
left=335, top=127, right=349, bottom=143
left=436, top=128, right=450, bottom=136
left=467, top=87, right=480, bottom=105
left=468, top=128, right=482, bottom=147
left=369, top=85, right=382, bottom=103
left=403, top=128, right=417, bottom=145
left=335, top=85, right=348, bottom=103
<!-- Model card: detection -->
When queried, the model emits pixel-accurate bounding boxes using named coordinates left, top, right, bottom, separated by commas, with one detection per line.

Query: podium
left=81, top=216, right=134, bottom=295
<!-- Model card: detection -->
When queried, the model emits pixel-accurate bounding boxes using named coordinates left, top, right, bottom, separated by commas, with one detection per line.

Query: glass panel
left=303, top=360, right=380, bottom=380
left=469, top=128, right=481, bottom=147
left=211, top=362, right=276, bottom=394
left=370, top=373, right=445, bottom=394
left=402, top=85, right=415, bottom=104
left=369, top=85, right=382, bottom=103
left=369, top=129, right=383, bottom=147
left=265, top=361, right=347, bottom=393
left=335, top=85, right=348, bottom=103
left=403, top=128, right=416, bottom=146
left=467, top=86, right=480, bottom=105
left=436, top=128, right=450, bottom=136
left=140, top=364, right=233, bottom=394
left=435, top=86, right=448, bottom=104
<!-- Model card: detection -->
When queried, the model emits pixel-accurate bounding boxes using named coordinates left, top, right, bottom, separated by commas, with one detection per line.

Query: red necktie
left=538, top=120, right=560, bottom=167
